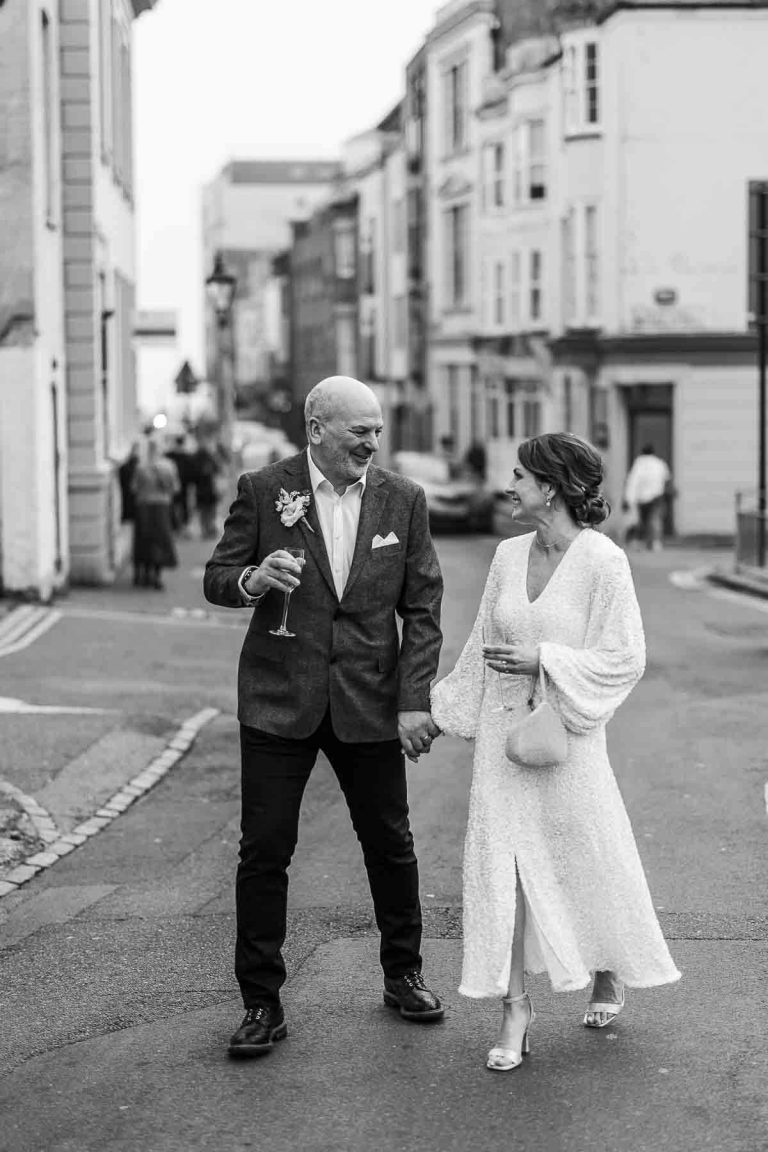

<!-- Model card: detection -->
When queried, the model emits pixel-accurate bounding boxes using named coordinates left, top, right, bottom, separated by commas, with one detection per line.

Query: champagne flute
left=269, top=548, right=305, bottom=638
left=482, top=622, right=511, bottom=712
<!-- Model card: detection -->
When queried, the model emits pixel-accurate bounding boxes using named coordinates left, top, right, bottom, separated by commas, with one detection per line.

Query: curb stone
left=0, top=781, right=60, bottom=848
left=0, top=706, right=220, bottom=900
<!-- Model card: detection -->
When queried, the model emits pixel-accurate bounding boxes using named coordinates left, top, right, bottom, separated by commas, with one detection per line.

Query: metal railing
left=735, top=492, right=767, bottom=569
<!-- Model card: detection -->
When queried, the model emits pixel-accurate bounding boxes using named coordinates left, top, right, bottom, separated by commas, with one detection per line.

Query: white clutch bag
left=504, top=671, right=568, bottom=769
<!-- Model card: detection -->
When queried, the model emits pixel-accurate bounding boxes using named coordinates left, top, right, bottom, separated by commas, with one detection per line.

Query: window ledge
left=442, top=306, right=473, bottom=317
left=564, top=129, right=602, bottom=142
left=510, top=199, right=549, bottom=212
left=440, top=146, right=472, bottom=163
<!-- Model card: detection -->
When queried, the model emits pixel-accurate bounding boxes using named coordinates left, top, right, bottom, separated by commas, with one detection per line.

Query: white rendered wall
left=0, top=0, right=68, bottom=597
left=602, top=9, right=768, bottom=337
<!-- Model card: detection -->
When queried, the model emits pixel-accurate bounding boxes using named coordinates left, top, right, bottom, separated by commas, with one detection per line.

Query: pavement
left=0, top=531, right=766, bottom=1151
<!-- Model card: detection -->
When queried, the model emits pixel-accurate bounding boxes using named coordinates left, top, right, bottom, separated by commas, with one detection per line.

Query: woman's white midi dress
left=430, top=529, right=681, bottom=999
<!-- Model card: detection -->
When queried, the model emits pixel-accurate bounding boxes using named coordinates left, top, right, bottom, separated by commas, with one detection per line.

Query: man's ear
left=307, top=418, right=321, bottom=444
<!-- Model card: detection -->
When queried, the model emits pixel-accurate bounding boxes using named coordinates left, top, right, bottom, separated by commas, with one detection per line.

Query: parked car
left=233, top=421, right=298, bottom=471
left=391, top=451, right=495, bottom=533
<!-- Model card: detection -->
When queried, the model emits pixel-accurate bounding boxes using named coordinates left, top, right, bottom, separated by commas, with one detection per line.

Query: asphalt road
left=0, top=534, right=766, bottom=1152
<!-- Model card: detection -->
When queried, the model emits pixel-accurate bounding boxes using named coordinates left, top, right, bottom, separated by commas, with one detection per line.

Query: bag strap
left=530, top=657, right=549, bottom=707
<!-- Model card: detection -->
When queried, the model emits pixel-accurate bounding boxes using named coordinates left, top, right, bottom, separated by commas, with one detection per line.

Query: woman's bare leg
left=495, top=869, right=531, bottom=1050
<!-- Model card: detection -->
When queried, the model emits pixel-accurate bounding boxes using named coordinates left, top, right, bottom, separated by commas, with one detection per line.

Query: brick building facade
left=285, top=193, right=359, bottom=445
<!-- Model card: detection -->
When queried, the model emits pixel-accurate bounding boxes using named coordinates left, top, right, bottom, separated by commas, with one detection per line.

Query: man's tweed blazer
left=203, top=451, right=444, bottom=742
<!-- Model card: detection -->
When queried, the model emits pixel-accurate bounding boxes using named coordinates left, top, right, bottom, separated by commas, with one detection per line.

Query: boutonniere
left=275, top=488, right=314, bottom=531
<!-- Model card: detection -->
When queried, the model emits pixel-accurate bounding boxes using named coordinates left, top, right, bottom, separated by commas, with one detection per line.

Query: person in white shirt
left=622, top=444, right=672, bottom=551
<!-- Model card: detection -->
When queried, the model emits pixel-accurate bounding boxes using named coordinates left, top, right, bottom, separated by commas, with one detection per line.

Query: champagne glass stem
left=482, top=625, right=507, bottom=712
left=279, top=590, right=292, bottom=632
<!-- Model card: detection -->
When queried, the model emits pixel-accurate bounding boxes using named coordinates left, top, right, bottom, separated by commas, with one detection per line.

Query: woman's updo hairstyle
left=517, top=433, right=611, bottom=527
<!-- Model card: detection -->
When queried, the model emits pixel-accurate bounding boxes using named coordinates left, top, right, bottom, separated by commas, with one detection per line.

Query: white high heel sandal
left=486, top=992, right=534, bottom=1072
left=584, top=982, right=625, bottom=1029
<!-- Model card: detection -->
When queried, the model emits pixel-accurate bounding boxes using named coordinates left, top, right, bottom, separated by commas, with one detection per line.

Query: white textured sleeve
left=538, top=550, right=646, bottom=735
left=430, top=545, right=503, bottom=740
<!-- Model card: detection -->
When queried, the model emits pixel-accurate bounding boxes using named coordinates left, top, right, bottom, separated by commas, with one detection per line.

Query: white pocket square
left=372, top=531, right=399, bottom=549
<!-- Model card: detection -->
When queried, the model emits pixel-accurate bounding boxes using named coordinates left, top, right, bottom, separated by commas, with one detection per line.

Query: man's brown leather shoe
left=383, top=970, right=444, bottom=1022
left=227, top=1004, right=287, bottom=1058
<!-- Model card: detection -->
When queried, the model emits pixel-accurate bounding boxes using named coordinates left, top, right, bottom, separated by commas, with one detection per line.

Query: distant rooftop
left=221, top=160, right=342, bottom=186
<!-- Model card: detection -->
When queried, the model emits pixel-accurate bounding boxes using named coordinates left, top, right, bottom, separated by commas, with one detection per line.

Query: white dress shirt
left=307, top=447, right=366, bottom=599
left=624, top=454, right=671, bottom=506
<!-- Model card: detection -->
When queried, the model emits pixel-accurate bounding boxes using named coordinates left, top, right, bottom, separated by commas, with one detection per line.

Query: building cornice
left=596, top=0, right=768, bottom=23
left=427, top=0, right=495, bottom=47
left=550, top=328, right=759, bottom=363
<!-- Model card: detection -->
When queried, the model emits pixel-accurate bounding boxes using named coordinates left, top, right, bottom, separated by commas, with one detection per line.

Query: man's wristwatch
left=238, top=565, right=264, bottom=605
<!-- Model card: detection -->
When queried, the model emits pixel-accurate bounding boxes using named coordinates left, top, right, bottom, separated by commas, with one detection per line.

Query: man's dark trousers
left=236, top=710, right=423, bottom=1008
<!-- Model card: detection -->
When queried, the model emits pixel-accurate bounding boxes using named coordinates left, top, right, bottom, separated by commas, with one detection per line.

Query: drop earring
left=545, top=494, right=552, bottom=507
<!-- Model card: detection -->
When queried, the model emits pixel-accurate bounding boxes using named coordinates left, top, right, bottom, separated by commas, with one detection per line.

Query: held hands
left=244, top=550, right=304, bottom=597
left=398, top=711, right=441, bottom=764
left=483, top=642, right=540, bottom=677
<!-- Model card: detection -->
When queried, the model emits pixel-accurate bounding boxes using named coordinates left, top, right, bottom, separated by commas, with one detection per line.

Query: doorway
left=624, top=384, right=674, bottom=534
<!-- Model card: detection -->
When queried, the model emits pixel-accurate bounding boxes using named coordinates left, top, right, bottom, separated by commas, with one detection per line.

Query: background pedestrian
left=131, top=437, right=180, bottom=590
left=118, top=442, right=140, bottom=525
left=191, top=437, right=221, bottom=539
left=623, top=444, right=672, bottom=551
left=165, top=433, right=194, bottom=535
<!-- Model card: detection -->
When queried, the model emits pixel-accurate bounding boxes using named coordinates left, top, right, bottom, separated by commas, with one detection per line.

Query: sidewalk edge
left=707, top=567, right=768, bottom=601
left=0, top=706, right=220, bottom=900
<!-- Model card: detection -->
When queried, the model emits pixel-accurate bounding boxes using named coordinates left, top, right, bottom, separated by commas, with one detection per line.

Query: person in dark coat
left=118, top=442, right=140, bottom=523
left=204, top=375, right=444, bottom=1058
left=191, top=439, right=221, bottom=539
left=166, top=434, right=193, bottom=534
left=131, top=438, right=180, bottom=589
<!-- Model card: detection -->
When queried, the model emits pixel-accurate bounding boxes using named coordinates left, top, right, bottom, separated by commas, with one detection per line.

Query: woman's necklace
left=535, top=528, right=582, bottom=554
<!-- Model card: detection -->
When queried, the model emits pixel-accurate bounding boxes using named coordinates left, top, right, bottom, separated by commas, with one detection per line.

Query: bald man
left=204, top=376, right=444, bottom=1058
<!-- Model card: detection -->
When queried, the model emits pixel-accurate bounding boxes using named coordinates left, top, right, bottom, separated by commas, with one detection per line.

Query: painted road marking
left=0, top=697, right=112, bottom=715
left=60, top=606, right=245, bottom=629
left=0, top=605, right=47, bottom=646
left=0, top=608, right=62, bottom=658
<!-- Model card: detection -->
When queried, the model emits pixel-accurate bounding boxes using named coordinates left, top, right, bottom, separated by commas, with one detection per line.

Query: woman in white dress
left=430, top=433, right=680, bottom=1072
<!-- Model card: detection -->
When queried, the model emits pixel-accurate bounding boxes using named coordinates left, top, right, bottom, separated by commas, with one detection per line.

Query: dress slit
left=516, top=855, right=584, bottom=990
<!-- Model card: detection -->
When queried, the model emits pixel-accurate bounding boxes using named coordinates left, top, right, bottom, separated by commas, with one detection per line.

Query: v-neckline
left=524, top=528, right=588, bottom=605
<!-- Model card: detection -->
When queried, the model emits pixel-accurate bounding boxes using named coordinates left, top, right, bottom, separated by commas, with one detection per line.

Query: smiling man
left=204, top=375, right=444, bottom=1058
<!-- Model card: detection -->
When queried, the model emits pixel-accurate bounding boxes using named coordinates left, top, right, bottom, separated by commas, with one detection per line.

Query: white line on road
left=0, top=697, right=113, bottom=715
left=59, top=606, right=245, bottom=630
left=0, top=609, right=62, bottom=659
left=0, top=605, right=48, bottom=647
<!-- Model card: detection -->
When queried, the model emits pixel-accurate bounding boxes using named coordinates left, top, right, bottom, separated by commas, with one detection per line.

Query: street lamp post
left=748, top=182, right=768, bottom=568
left=205, top=252, right=238, bottom=483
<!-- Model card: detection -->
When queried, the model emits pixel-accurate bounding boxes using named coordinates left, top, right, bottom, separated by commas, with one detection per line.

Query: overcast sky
left=134, top=0, right=439, bottom=372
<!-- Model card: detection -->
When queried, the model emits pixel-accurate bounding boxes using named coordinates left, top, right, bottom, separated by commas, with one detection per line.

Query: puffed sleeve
left=430, top=544, right=504, bottom=740
left=538, top=549, right=646, bottom=735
